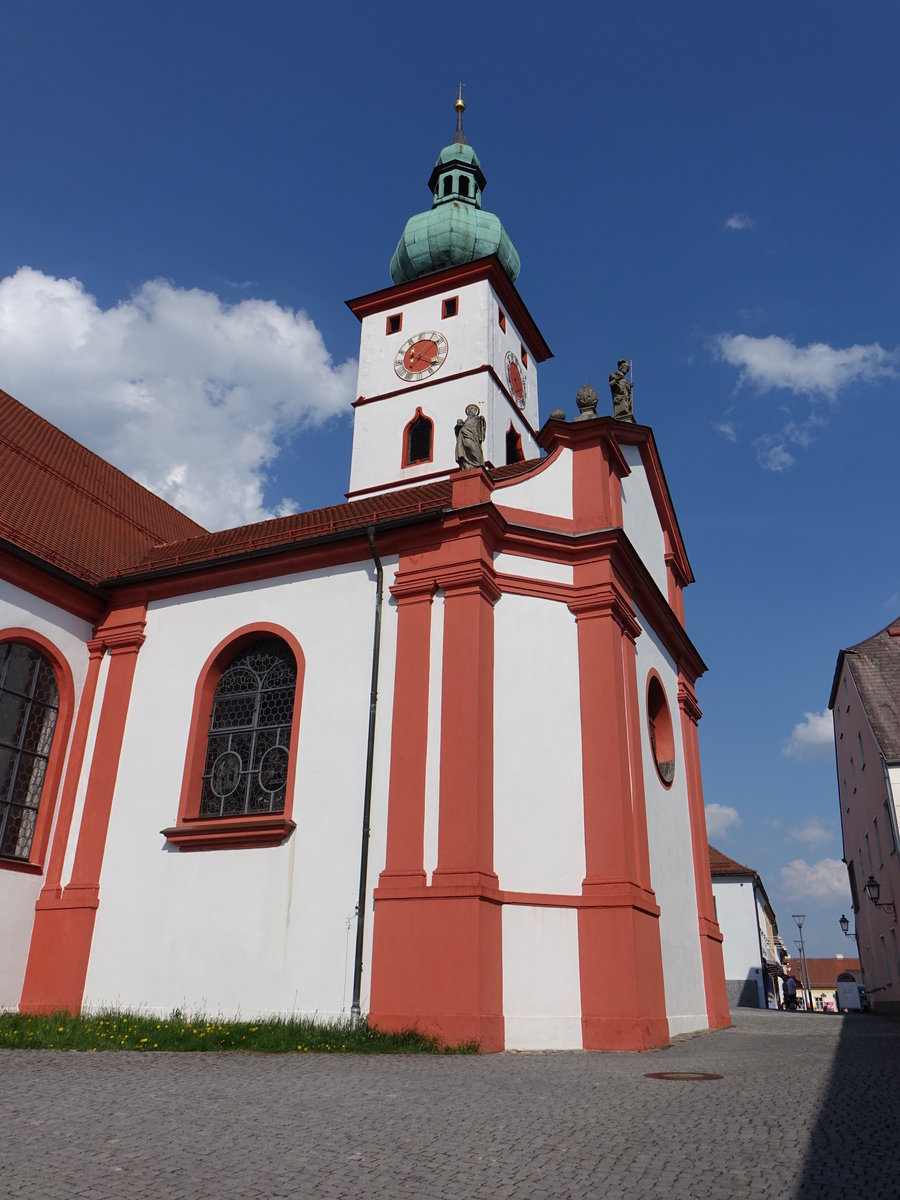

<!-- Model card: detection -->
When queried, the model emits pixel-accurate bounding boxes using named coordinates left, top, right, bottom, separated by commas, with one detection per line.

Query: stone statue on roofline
left=455, top=404, right=486, bottom=470
left=609, top=360, right=635, bottom=422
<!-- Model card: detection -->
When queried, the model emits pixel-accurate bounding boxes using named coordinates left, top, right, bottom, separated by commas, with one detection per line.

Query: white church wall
left=349, top=277, right=541, bottom=495
left=634, top=609, right=708, bottom=1035
left=0, top=870, right=41, bottom=1008
left=493, top=594, right=585, bottom=895
left=502, top=904, right=582, bottom=1049
left=493, top=553, right=573, bottom=586
left=83, top=556, right=399, bottom=1020
left=620, top=445, right=667, bottom=596
left=356, top=280, right=492, bottom=403
left=0, top=581, right=93, bottom=1008
left=492, top=449, right=573, bottom=520
left=350, top=373, right=496, bottom=494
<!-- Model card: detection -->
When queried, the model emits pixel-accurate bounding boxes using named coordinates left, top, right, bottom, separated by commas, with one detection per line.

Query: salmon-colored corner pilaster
left=578, top=896, right=669, bottom=1050
left=679, top=679, right=730, bottom=1029
left=570, top=576, right=669, bottom=1051
left=369, top=891, right=503, bottom=1051
left=369, top=541, right=503, bottom=1051
left=375, top=574, right=435, bottom=891
left=20, top=603, right=146, bottom=1015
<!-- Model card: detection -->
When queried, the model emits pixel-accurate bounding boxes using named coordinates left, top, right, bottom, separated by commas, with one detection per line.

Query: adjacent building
left=800, top=957, right=862, bottom=1013
left=709, top=845, right=787, bottom=1008
left=830, top=619, right=900, bottom=1014
left=0, top=101, right=730, bottom=1050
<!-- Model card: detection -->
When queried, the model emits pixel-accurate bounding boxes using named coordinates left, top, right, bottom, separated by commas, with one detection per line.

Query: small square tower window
left=520, top=345, right=528, bottom=367
left=498, top=308, right=506, bottom=332
left=442, top=297, right=458, bottom=319
left=386, top=313, right=402, bottom=335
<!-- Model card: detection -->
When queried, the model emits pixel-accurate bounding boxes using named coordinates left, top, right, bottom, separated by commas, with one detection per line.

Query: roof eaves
left=102, top=505, right=450, bottom=587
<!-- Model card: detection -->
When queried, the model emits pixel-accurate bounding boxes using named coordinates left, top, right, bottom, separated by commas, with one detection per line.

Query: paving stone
left=1, top=1010, right=899, bottom=1197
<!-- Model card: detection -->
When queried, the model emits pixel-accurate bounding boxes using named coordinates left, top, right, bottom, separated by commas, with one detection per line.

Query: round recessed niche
left=647, top=674, right=675, bottom=787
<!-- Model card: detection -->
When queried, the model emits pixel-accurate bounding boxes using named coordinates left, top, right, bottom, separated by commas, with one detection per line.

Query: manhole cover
left=644, top=1071, right=723, bottom=1082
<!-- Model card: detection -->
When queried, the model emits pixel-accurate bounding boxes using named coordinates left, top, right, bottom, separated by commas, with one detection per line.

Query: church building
left=0, top=99, right=729, bottom=1051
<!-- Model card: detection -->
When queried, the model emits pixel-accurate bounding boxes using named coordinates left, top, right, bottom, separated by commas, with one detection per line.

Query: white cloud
left=0, top=267, right=357, bottom=529
left=725, top=213, right=753, bottom=231
left=713, top=333, right=896, bottom=472
left=780, top=857, right=848, bottom=900
left=706, top=803, right=741, bottom=840
left=788, top=818, right=834, bottom=846
left=755, top=434, right=795, bottom=472
left=714, top=419, right=737, bottom=443
left=783, top=710, right=834, bottom=760
left=715, top=333, right=896, bottom=399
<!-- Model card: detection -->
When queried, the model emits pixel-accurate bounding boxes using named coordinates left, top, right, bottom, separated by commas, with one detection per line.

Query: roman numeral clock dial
left=394, top=331, right=449, bottom=382
left=505, top=351, right=526, bottom=408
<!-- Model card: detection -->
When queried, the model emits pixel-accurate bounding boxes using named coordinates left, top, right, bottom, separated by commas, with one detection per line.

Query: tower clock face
left=505, top=351, right=526, bottom=408
left=394, top=331, right=449, bottom=382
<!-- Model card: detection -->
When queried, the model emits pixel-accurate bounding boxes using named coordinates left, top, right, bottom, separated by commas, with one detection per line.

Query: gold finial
left=452, top=82, right=467, bottom=145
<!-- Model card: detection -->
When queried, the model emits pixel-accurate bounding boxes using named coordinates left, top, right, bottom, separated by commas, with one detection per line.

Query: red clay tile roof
left=116, top=481, right=456, bottom=577
left=835, top=621, right=900, bottom=760
left=0, top=384, right=545, bottom=588
left=795, top=957, right=861, bottom=987
left=0, top=388, right=206, bottom=585
left=708, top=845, right=757, bottom=876
left=108, top=460, right=539, bottom=579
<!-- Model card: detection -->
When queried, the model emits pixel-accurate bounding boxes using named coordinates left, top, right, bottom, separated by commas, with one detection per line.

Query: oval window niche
left=647, top=673, right=675, bottom=787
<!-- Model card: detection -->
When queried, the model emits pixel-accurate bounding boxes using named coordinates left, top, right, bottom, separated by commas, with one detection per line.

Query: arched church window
left=459, top=176, right=470, bottom=198
left=403, top=408, right=433, bottom=467
left=443, top=176, right=453, bottom=197
left=199, top=639, right=296, bottom=819
left=0, top=641, right=59, bottom=861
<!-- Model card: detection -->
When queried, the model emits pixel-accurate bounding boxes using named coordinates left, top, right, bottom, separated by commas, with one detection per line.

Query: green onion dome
left=389, top=97, right=520, bottom=285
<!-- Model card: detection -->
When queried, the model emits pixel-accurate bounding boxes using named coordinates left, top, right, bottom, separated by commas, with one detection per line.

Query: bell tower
left=346, top=94, right=552, bottom=499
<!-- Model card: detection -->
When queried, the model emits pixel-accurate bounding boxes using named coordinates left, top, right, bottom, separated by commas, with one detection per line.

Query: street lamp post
left=793, top=913, right=814, bottom=1013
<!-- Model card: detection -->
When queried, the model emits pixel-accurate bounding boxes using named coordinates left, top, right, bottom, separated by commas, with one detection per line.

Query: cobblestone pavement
left=2, top=1009, right=899, bottom=1199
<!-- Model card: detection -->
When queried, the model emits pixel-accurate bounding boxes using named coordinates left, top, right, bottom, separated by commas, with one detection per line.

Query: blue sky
left=3, top=2, right=898, bottom=954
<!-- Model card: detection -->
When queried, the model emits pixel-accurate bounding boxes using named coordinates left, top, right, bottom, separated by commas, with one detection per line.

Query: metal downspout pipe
left=350, top=527, right=383, bottom=1030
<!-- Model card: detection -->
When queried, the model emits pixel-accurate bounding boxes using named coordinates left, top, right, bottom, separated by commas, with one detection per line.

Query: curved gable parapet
left=619, top=443, right=668, bottom=597
left=490, top=446, right=573, bottom=523
left=608, top=423, right=694, bottom=588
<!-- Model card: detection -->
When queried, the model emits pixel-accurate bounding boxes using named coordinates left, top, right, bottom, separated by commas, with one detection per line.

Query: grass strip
left=0, top=1010, right=477, bottom=1054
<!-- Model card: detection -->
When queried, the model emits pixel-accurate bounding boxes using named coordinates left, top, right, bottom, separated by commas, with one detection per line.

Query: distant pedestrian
left=784, top=975, right=799, bottom=1010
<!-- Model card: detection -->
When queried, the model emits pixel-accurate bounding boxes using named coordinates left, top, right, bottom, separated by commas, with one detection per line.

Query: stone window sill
left=161, top=816, right=296, bottom=852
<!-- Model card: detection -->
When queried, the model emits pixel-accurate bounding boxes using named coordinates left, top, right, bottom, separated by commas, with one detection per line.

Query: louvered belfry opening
left=406, top=412, right=433, bottom=465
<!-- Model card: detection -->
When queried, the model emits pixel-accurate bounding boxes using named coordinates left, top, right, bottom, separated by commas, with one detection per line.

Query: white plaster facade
left=349, top=274, right=540, bottom=496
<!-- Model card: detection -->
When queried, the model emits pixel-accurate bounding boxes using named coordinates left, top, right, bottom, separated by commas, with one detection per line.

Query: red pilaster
left=678, top=679, right=730, bottom=1028
left=20, top=604, right=146, bottom=1014
left=369, top=546, right=504, bottom=1051
left=40, top=640, right=105, bottom=896
left=570, top=578, right=669, bottom=1050
left=377, top=576, right=435, bottom=890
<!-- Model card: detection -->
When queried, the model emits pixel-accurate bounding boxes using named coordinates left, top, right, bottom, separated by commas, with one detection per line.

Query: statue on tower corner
left=609, top=360, right=635, bottom=422
left=455, top=404, right=486, bottom=470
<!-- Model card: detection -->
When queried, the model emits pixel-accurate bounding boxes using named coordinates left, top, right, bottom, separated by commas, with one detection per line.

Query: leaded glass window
left=0, top=642, right=59, bottom=861
left=199, top=639, right=296, bottom=819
